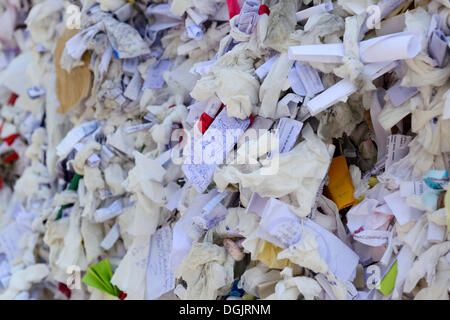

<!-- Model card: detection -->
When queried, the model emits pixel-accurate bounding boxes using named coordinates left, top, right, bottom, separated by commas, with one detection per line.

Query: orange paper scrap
left=325, top=155, right=355, bottom=210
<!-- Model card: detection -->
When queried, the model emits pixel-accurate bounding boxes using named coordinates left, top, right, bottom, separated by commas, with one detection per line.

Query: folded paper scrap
left=82, top=260, right=127, bottom=300
left=0, top=0, right=449, bottom=302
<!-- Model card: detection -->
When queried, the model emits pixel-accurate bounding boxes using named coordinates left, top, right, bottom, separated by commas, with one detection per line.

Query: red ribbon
left=217, top=104, right=226, bottom=115
left=58, top=282, right=71, bottom=299
left=119, top=292, right=127, bottom=300
left=177, top=123, right=184, bottom=143
left=354, top=226, right=364, bottom=234
left=198, top=104, right=255, bottom=135
left=3, top=133, right=19, bottom=146
left=7, top=93, right=18, bottom=106
left=198, top=104, right=227, bottom=134
left=226, top=0, right=241, bottom=19
left=3, top=152, right=19, bottom=163
left=0, top=175, right=3, bottom=190
left=258, top=4, right=270, bottom=15
left=198, top=113, right=214, bottom=134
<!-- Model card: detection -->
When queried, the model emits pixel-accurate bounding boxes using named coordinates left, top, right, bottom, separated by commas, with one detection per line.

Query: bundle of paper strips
left=0, top=0, right=448, bottom=300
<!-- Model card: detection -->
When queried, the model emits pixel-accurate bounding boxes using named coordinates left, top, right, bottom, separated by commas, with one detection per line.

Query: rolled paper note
left=288, top=31, right=422, bottom=64
left=306, top=61, right=397, bottom=116
left=359, top=0, right=406, bottom=39
left=288, top=42, right=343, bottom=63
left=428, top=29, right=448, bottom=67
left=359, top=31, right=422, bottom=63
left=295, top=2, right=333, bottom=22
left=186, top=8, right=208, bottom=25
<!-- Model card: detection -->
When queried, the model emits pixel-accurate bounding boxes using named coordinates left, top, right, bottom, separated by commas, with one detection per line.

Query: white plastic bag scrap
left=0, top=0, right=449, bottom=301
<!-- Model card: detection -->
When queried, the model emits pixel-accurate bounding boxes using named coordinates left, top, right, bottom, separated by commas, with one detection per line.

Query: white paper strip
left=386, top=81, right=418, bottom=107
left=296, top=2, right=333, bottom=22
left=202, top=190, right=230, bottom=215
left=124, top=71, right=143, bottom=101
left=93, top=199, right=123, bottom=223
left=306, top=61, right=397, bottom=116
left=56, top=120, right=98, bottom=159
left=100, top=223, right=120, bottom=250
left=255, top=55, right=278, bottom=80
left=288, top=31, right=421, bottom=64
left=186, top=8, right=208, bottom=26
left=185, top=17, right=203, bottom=40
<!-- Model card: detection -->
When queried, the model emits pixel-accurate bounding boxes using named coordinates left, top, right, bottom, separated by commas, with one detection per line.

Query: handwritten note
left=146, top=226, right=175, bottom=300
left=182, top=109, right=250, bottom=193
left=143, top=59, right=172, bottom=89
left=277, top=118, right=303, bottom=154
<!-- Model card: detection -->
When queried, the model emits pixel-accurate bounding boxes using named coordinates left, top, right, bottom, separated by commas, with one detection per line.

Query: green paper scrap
left=55, top=174, right=83, bottom=221
left=69, top=173, right=83, bottom=191
left=378, top=261, right=398, bottom=296
left=55, top=203, right=74, bottom=221
left=82, top=267, right=111, bottom=294
left=82, top=259, right=121, bottom=297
